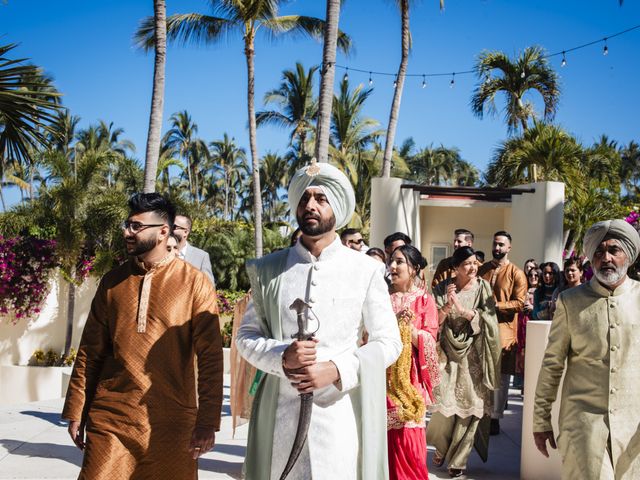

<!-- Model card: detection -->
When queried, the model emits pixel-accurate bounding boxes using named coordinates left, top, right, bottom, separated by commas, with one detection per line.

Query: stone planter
left=0, top=365, right=73, bottom=406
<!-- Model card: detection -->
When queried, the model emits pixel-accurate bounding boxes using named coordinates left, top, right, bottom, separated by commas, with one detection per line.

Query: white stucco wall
left=419, top=204, right=511, bottom=269
left=0, top=273, right=97, bottom=366
left=370, top=179, right=565, bottom=280
left=510, top=182, right=565, bottom=268
left=370, top=177, right=420, bottom=249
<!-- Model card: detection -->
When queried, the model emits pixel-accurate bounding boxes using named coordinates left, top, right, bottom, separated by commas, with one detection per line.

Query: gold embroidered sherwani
left=62, top=257, right=223, bottom=479
left=534, top=277, right=640, bottom=479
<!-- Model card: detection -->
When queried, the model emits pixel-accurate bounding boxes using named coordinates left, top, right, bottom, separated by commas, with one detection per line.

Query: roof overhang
left=401, top=184, right=535, bottom=206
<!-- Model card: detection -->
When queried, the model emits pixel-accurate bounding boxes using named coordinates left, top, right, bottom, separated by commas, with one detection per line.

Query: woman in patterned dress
left=427, top=247, right=501, bottom=478
left=386, top=245, right=440, bottom=480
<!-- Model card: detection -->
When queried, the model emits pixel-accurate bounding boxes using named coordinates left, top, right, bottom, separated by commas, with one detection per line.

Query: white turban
left=288, top=162, right=356, bottom=230
left=583, top=219, right=640, bottom=263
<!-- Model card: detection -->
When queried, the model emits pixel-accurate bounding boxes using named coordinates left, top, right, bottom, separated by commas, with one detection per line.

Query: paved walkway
left=0, top=376, right=522, bottom=479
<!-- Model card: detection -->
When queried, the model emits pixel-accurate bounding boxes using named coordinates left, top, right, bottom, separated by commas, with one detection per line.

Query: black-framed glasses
left=121, top=220, right=165, bottom=234
left=173, top=224, right=188, bottom=231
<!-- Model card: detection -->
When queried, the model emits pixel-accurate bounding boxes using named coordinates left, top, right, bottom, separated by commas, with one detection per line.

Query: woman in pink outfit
left=386, top=244, right=440, bottom=480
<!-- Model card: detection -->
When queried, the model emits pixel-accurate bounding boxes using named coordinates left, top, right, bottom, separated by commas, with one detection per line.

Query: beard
left=492, top=250, right=507, bottom=260
left=297, top=212, right=336, bottom=236
left=127, top=237, right=157, bottom=257
left=594, top=260, right=629, bottom=287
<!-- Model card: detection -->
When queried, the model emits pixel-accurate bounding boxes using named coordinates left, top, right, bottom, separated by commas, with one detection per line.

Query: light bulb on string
left=521, top=69, right=526, bottom=79
left=450, top=73, right=455, bottom=88
left=603, top=38, right=609, bottom=56
left=343, top=68, right=349, bottom=82
left=422, top=75, right=427, bottom=89
left=561, top=51, right=567, bottom=67
left=393, top=76, right=398, bottom=88
left=368, top=72, right=373, bottom=86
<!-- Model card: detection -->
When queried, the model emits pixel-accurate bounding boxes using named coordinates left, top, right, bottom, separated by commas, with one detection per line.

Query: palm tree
left=142, top=0, right=167, bottom=194
left=162, top=110, right=203, bottom=202
left=471, top=46, right=560, bottom=182
left=259, top=152, right=288, bottom=223
left=41, top=137, right=117, bottom=358
left=256, top=62, right=318, bottom=169
left=406, top=144, right=455, bottom=185
left=155, top=143, right=183, bottom=194
left=0, top=44, right=61, bottom=209
left=620, top=140, right=640, bottom=197
left=329, top=78, right=388, bottom=229
left=484, top=122, right=581, bottom=187
left=315, top=0, right=344, bottom=164
left=134, top=0, right=351, bottom=258
left=209, top=134, right=246, bottom=220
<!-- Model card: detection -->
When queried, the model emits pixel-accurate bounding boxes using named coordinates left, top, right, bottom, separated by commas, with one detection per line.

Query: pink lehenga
left=386, top=288, right=440, bottom=480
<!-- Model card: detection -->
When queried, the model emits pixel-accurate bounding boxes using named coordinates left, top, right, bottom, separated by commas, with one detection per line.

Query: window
left=430, top=244, right=449, bottom=271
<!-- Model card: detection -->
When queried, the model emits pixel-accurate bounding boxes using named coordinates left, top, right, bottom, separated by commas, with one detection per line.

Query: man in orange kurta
left=478, top=230, right=527, bottom=435
left=62, top=193, right=223, bottom=479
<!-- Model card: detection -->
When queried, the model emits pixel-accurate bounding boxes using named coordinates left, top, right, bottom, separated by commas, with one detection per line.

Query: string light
left=343, top=67, right=349, bottom=82
left=332, top=23, right=639, bottom=89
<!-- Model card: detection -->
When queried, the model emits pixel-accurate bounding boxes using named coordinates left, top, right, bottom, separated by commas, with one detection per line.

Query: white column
left=521, top=320, right=564, bottom=479
left=370, top=177, right=419, bottom=249
left=510, top=182, right=564, bottom=268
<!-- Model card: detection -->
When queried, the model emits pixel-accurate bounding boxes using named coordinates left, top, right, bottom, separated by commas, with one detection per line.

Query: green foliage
left=190, top=218, right=287, bottom=290
left=29, top=347, right=75, bottom=366
left=221, top=320, right=233, bottom=348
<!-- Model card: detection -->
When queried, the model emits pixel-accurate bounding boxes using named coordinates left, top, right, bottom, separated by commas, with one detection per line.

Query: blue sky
left=3, top=1, right=639, bottom=207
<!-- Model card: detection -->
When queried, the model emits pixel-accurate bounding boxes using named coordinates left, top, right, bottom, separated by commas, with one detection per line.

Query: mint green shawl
left=243, top=249, right=389, bottom=480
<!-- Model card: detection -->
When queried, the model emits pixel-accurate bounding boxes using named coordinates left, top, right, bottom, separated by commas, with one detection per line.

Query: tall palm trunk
left=223, top=168, right=230, bottom=220
left=63, top=274, right=76, bottom=359
left=186, top=152, right=194, bottom=200
left=381, top=0, right=410, bottom=178
left=314, top=0, right=341, bottom=163
left=519, top=116, right=537, bottom=182
left=245, top=30, right=263, bottom=258
left=143, top=0, right=166, bottom=193
left=0, top=184, right=6, bottom=211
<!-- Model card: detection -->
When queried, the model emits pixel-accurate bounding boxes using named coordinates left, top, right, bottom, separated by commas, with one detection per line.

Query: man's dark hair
left=340, top=228, right=360, bottom=240
left=494, top=230, right=512, bottom=243
left=383, top=232, right=412, bottom=248
left=175, top=213, right=193, bottom=230
left=128, top=193, right=176, bottom=228
left=454, top=228, right=474, bottom=242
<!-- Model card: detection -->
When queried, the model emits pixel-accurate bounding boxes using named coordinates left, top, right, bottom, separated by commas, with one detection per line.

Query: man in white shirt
left=236, top=161, right=401, bottom=480
left=173, top=214, right=215, bottom=286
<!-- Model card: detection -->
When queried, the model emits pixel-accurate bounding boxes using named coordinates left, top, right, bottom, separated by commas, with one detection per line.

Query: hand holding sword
left=283, top=300, right=340, bottom=393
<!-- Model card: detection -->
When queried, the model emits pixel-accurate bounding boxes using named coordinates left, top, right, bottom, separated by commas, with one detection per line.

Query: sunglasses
left=121, top=221, right=165, bottom=234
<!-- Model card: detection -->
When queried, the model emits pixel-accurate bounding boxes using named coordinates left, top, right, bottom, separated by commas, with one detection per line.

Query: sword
left=280, top=298, right=317, bottom=480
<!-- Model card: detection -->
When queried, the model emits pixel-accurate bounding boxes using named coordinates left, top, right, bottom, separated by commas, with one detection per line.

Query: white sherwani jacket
left=237, top=236, right=401, bottom=480
left=533, top=277, right=640, bottom=479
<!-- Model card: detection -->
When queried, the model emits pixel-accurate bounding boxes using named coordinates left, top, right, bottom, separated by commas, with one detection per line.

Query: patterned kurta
left=478, top=261, right=527, bottom=374
left=430, top=278, right=501, bottom=419
left=62, top=257, right=223, bottom=479
left=534, top=277, right=640, bottom=479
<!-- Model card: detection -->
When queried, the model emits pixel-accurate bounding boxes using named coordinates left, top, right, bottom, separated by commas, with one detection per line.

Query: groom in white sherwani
left=236, top=161, right=401, bottom=480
